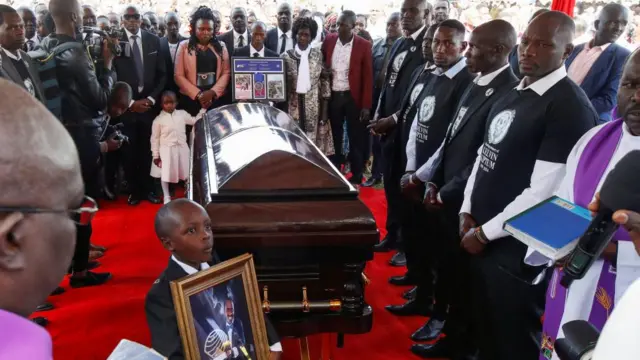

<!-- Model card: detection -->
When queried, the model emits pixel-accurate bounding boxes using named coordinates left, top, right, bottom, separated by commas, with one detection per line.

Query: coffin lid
left=197, top=103, right=355, bottom=196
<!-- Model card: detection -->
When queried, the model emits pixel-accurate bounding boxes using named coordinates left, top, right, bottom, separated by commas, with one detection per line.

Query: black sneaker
left=70, top=271, right=112, bottom=288
left=32, top=317, right=48, bottom=327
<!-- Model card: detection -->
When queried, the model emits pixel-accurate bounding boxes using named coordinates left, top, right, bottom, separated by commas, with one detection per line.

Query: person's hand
left=613, top=210, right=640, bottom=256
left=368, top=116, right=395, bottom=135
left=400, top=172, right=421, bottom=201
left=459, top=212, right=477, bottom=238
left=269, top=351, right=283, bottom=360
left=360, top=108, right=370, bottom=123
left=103, top=137, right=122, bottom=152
left=102, top=38, right=115, bottom=66
left=320, top=104, right=329, bottom=125
left=130, top=99, right=151, bottom=113
left=153, top=158, right=162, bottom=168
left=588, top=192, right=601, bottom=216
left=460, top=228, right=486, bottom=255
left=423, top=183, right=442, bottom=211
left=198, top=90, right=216, bottom=107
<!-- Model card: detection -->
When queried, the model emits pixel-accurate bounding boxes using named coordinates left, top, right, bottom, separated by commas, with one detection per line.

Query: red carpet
left=39, top=187, right=437, bottom=360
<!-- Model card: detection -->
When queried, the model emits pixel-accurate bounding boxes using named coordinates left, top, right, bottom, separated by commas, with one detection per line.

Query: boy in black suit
left=233, top=21, right=279, bottom=58
left=145, top=199, right=283, bottom=360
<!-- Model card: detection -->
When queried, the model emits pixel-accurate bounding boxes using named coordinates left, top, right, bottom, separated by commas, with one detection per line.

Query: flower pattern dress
left=282, top=47, right=334, bottom=155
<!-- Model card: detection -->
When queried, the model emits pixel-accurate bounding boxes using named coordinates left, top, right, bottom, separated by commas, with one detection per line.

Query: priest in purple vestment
left=0, top=80, right=85, bottom=359
left=530, top=49, right=640, bottom=360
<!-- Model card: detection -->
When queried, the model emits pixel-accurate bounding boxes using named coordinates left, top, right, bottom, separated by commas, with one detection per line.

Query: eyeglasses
left=123, top=14, right=141, bottom=21
left=0, top=196, right=99, bottom=225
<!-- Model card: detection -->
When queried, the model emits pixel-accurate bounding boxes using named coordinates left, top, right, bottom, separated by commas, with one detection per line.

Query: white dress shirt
left=331, top=36, right=353, bottom=91
left=250, top=45, right=265, bottom=57
left=277, top=28, right=294, bottom=53
left=170, top=256, right=283, bottom=352
left=234, top=30, right=249, bottom=48
left=460, top=66, right=569, bottom=241
left=124, top=28, right=156, bottom=106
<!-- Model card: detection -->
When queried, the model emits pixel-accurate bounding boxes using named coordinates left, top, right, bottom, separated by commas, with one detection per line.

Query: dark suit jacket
left=565, top=42, right=630, bottom=123
left=1, top=49, right=45, bottom=102
left=232, top=45, right=279, bottom=58
left=114, top=30, right=166, bottom=102
left=431, top=67, right=519, bottom=215
left=508, top=45, right=520, bottom=79
left=264, top=28, right=295, bottom=55
left=145, top=256, right=280, bottom=360
left=322, top=33, right=374, bottom=110
left=219, top=30, right=251, bottom=55
left=159, top=35, right=187, bottom=93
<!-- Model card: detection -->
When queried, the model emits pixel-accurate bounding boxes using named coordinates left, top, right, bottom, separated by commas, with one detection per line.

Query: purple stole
left=539, top=119, right=632, bottom=360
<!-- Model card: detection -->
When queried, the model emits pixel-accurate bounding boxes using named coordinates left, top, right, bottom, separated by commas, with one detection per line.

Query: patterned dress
left=282, top=48, right=334, bottom=155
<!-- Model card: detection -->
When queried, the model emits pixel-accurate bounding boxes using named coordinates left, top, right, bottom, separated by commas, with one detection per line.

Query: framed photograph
left=266, top=74, right=285, bottom=102
left=170, top=254, right=270, bottom=360
left=234, top=74, right=253, bottom=101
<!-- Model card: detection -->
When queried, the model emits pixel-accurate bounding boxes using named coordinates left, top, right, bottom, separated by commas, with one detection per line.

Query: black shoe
left=389, top=273, right=416, bottom=286
left=385, top=299, right=432, bottom=317
left=410, top=336, right=457, bottom=359
left=32, top=317, right=48, bottom=327
left=403, top=286, right=417, bottom=300
left=128, top=195, right=140, bottom=206
left=36, top=303, right=54, bottom=312
left=70, top=271, right=112, bottom=288
left=411, top=318, right=446, bottom=341
left=389, top=251, right=407, bottom=266
left=147, top=193, right=162, bottom=204
left=373, top=235, right=397, bottom=252
left=361, top=176, right=381, bottom=187
left=51, top=286, right=65, bottom=296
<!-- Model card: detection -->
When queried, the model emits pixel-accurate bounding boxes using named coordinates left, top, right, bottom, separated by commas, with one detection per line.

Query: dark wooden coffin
left=188, top=103, right=378, bottom=338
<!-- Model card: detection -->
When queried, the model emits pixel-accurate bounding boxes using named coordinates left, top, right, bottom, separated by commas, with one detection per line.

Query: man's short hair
left=437, top=19, right=466, bottom=38
left=341, top=10, right=357, bottom=25
left=251, top=20, right=267, bottom=32
left=0, top=5, right=17, bottom=26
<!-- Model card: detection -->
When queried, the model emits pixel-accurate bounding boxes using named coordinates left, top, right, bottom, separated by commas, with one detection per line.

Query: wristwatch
left=474, top=227, right=489, bottom=244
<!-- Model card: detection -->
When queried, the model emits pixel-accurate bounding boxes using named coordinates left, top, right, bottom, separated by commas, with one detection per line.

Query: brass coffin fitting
left=302, top=286, right=310, bottom=313
left=260, top=285, right=343, bottom=313
left=262, top=286, right=271, bottom=313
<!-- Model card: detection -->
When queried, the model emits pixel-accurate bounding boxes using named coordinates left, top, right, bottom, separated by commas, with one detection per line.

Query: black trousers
left=329, top=91, right=366, bottom=182
left=382, top=148, right=402, bottom=244
left=364, top=87, right=384, bottom=180
left=469, top=238, right=550, bottom=360
left=121, top=111, right=155, bottom=198
left=400, top=195, right=438, bottom=304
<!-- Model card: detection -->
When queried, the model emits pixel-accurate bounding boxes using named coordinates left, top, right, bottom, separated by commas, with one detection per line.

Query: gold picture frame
left=170, top=253, right=270, bottom=360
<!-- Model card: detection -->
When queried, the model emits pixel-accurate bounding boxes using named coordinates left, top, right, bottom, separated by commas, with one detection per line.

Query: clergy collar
left=2, top=47, right=21, bottom=61
left=407, top=25, right=426, bottom=41
left=250, top=44, right=264, bottom=56
left=124, top=28, right=142, bottom=39
left=233, top=29, right=248, bottom=39
left=433, top=57, right=467, bottom=79
left=171, top=255, right=210, bottom=275
left=474, top=64, right=509, bottom=86
left=515, top=65, right=566, bottom=96
left=277, top=27, right=292, bottom=39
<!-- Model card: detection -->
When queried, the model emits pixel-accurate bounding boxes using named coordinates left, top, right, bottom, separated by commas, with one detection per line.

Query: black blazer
left=113, top=30, right=166, bottom=102
left=264, top=28, right=296, bottom=55
left=159, top=36, right=187, bottom=93
left=219, top=30, right=251, bottom=55
left=1, top=49, right=46, bottom=102
left=233, top=45, right=279, bottom=58
left=145, top=256, right=280, bottom=360
left=431, top=67, right=519, bottom=215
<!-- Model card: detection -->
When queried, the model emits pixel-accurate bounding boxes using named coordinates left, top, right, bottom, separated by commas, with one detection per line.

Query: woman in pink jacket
left=174, top=6, right=230, bottom=115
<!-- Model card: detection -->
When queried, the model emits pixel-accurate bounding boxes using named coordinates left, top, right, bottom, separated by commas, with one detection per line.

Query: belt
left=332, top=90, right=351, bottom=96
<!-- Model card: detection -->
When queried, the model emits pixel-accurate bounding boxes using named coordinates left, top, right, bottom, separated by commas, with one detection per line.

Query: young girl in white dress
left=150, top=91, right=205, bottom=204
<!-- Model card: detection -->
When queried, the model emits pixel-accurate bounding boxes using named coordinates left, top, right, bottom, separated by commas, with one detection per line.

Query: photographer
left=43, top=0, right=119, bottom=288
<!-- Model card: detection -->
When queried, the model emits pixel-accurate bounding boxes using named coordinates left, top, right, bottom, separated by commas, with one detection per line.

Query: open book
left=107, top=339, right=167, bottom=360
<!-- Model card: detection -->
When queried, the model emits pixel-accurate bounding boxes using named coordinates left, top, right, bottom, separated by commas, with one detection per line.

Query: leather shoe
left=32, top=317, right=48, bottom=327
left=36, top=303, right=54, bottom=312
left=403, top=286, right=417, bottom=300
left=147, top=193, right=162, bottom=204
left=128, top=195, right=140, bottom=206
left=373, top=235, right=397, bottom=252
left=362, top=176, right=381, bottom=187
left=385, top=299, right=432, bottom=317
left=411, top=318, right=446, bottom=342
left=389, top=273, right=416, bottom=286
left=410, top=336, right=461, bottom=359
left=51, top=286, right=65, bottom=296
left=389, top=251, right=406, bottom=266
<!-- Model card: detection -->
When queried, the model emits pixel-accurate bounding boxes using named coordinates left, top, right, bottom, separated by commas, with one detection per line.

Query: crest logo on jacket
left=410, top=84, right=424, bottom=105
left=451, top=106, right=468, bottom=136
left=488, top=109, right=515, bottom=145
left=392, top=51, right=407, bottom=72
left=418, top=96, right=436, bottom=124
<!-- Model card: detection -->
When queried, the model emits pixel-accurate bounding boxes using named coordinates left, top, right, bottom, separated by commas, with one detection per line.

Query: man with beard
left=363, top=12, right=402, bottom=188
left=368, top=0, right=431, bottom=270
left=114, top=5, right=166, bottom=206
left=566, top=3, right=630, bottom=123
left=458, top=11, right=597, bottom=360
left=265, top=3, right=294, bottom=55
left=16, top=6, right=37, bottom=51
left=433, top=0, right=450, bottom=25
left=413, top=20, right=519, bottom=359
left=160, top=12, right=186, bottom=94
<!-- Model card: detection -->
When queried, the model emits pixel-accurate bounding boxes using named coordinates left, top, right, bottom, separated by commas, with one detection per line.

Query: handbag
left=197, top=72, right=216, bottom=88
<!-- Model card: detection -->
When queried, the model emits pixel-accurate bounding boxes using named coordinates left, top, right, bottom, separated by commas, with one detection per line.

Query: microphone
left=561, top=150, right=640, bottom=288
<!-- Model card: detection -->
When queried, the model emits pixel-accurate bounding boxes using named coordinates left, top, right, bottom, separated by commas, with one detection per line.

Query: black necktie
left=23, top=40, right=33, bottom=52
left=279, top=34, right=287, bottom=54
left=238, top=35, right=244, bottom=48
left=131, top=35, right=144, bottom=89
left=253, top=52, right=260, bottom=57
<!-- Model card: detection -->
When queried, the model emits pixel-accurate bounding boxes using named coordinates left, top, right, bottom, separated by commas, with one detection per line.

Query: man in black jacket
left=233, top=21, right=279, bottom=58
left=114, top=5, right=166, bottom=206
left=159, top=12, right=186, bottom=94
left=264, top=3, right=294, bottom=55
left=45, top=0, right=121, bottom=288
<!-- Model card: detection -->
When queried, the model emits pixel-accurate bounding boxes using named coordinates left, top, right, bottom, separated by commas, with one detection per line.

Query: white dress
left=150, top=109, right=203, bottom=183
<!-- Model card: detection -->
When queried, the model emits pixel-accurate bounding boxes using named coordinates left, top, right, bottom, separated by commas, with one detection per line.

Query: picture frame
left=231, top=58, right=286, bottom=102
left=170, top=254, right=270, bottom=360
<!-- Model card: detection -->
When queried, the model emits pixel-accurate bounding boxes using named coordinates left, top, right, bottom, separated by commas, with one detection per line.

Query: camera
left=82, top=26, right=125, bottom=62
left=101, top=122, right=129, bottom=144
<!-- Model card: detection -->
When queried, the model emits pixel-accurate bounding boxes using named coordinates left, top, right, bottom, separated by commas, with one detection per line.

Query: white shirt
left=474, top=63, right=510, bottom=86
left=250, top=45, right=265, bottom=57
left=170, top=256, right=283, bottom=352
left=277, top=28, right=293, bottom=53
left=233, top=30, right=249, bottom=48
left=405, top=57, right=467, bottom=174
left=331, top=36, right=354, bottom=91
left=124, top=29, right=156, bottom=106
left=408, top=25, right=426, bottom=41
left=460, top=65, right=569, bottom=241
left=168, top=42, right=179, bottom=64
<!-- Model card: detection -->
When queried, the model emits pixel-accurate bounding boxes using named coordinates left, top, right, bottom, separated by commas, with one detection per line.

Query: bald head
left=531, top=10, right=575, bottom=45
left=519, top=11, right=575, bottom=78
left=529, top=8, right=550, bottom=23
left=466, top=20, right=516, bottom=73
left=595, top=3, right=629, bottom=45
left=474, top=19, right=517, bottom=52
left=48, top=0, right=81, bottom=33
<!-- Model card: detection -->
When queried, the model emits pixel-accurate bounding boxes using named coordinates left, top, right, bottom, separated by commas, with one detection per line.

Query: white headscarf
left=295, top=44, right=311, bottom=94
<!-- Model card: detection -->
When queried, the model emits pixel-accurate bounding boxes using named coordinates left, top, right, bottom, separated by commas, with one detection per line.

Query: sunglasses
left=0, top=196, right=99, bottom=225
left=124, top=14, right=141, bottom=21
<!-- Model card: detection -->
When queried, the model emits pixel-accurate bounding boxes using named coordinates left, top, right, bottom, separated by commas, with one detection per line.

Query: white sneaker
left=163, top=196, right=171, bottom=204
